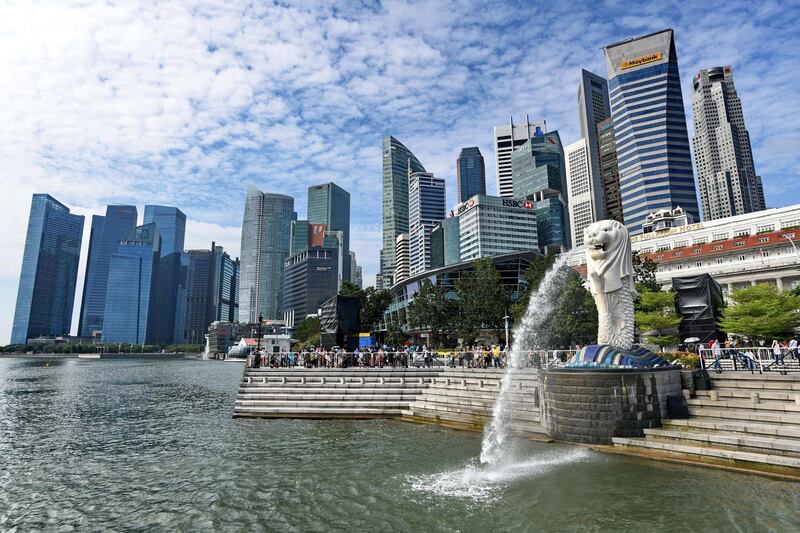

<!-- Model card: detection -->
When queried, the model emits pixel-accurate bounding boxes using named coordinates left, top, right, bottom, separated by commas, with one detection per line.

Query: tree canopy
left=407, top=279, right=455, bottom=347
left=632, top=251, right=660, bottom=293
left=720, top=284, right=800, bottom=341
left=635, top=289, right=681, bottom=349
left=454, top=258, right=507, bottom=345
left=338, top=282, right=391, bottom=334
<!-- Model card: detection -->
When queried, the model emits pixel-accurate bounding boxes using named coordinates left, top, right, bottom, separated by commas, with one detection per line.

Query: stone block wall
left=538, top=367, right=682, bottom=444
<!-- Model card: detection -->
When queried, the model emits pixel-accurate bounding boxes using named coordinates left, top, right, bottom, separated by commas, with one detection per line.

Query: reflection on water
left=0, top=358, right=798, bottom=531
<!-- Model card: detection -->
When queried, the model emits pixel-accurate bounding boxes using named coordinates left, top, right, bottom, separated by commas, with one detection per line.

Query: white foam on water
left=408, top=447, right=590, bottom=501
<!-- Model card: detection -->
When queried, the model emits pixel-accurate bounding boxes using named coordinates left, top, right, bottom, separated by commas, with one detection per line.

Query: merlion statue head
left=584, top=220, right=633, bottom=293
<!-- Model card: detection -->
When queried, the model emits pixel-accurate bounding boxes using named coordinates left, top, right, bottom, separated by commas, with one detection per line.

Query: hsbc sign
left=502, top=199, right=534, bottom=209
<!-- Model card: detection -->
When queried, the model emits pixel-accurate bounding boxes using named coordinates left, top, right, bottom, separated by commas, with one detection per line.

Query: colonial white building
left=571, top=205, right=800, bottom=296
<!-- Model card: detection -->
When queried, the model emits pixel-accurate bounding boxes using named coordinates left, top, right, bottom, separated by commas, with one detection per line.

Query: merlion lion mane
left=584, top=220, right=636, bottom=350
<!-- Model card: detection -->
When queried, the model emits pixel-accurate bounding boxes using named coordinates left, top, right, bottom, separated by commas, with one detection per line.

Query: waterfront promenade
left=235, top=365, right=800, bottom=479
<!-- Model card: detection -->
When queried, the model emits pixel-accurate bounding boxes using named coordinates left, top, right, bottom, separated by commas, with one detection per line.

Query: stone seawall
left=538, top=367, right=682, bottom=445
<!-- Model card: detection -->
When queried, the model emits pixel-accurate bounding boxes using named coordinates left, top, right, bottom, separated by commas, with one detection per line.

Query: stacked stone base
left=538, top=367, right=682, bottom=444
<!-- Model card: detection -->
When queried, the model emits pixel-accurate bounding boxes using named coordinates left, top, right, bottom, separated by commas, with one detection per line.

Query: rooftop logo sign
left=620, top=51, right=662, bottom=70
left=502, top=199, right=534, bottom=209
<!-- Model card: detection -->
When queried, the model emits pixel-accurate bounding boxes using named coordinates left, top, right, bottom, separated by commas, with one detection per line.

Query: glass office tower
left=102, top=223, right=161, bottom=344
left=604, top=29, right=699, bottom=234
left=143, top=205, right=186, bottom=256
left=456, top=147, right=486, bottom=203
left=239, top=186, right=295, bottom=322
left=381, top=136, right=426, bottom=288
left=184, top=244, right=240, bottom=345
left=143, top=204, right=187, bottom=344
left=11, top=194, right=84, bottom=344
left=307, top=182, right=351, bottom=280
left=510, top=131, right=570, bottom=253
left=78, top=204, right=138, bottom=337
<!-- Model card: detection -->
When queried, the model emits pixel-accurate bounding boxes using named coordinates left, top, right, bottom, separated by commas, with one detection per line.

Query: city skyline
left=2, top=1, right=800, bottom=342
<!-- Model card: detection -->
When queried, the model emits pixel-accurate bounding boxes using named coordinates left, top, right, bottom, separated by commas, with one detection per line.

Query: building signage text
left=620, top=52, right=662, bottom=70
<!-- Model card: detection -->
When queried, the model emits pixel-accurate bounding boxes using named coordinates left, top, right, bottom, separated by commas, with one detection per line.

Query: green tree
left=338, top=282, right=391, bottom=333
left=293, top=316, right=321, bottom=348
left=721, top=284, right=800, bottom=341
left=635, top=290, right=681, bottom=349
left=510, top=254, right=557, bottom=322
left=548, top=273, right=598, bottom=347
left=407, top=279, right=455, bottom=347
left=361, top=287, right=391, bottom=333
left=339, top=280, right=364, bottom=297
left=632, top=251, right=660, bottom=293
left=455, top=258, right=507, bottom=344
left=384, top=321, right=406, bottom=347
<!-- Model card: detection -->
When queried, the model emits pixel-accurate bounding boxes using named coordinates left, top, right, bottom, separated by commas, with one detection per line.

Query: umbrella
left=683, top=337, right=700, bottom=343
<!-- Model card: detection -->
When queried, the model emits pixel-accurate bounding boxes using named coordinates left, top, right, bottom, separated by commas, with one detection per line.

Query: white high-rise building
left=565, top=138, right=596, bottom=248
left=394, top=233, right=410, bottom=285
left=455, top=195, right=539, bottom=260
left=408, top=170, right=446, bottom=275
left=692, top=66, right=766, bottom=220
left=493, top=116, right=546, bottom=197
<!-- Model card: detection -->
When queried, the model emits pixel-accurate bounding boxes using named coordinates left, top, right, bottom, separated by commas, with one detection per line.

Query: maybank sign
left=620, top=52, right=662, bottom=70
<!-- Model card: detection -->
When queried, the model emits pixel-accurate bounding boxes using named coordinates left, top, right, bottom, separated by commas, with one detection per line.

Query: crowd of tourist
left=247, top=343, right=581, bottom=370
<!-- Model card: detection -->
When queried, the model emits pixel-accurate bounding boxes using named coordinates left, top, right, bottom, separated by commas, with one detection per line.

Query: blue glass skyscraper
left=604, top=29, right=700, bottom=234
left=511, top=131, right=571, bottom=253
left=78, top=205, right=138, bottom=337
left=142, top=205, right=188, bottom=344
left=456, top=147, right=486, bottom=203
left=102, top=224, right=161, bottom=344
left=143, top=205, right=186, bottom=256
left=11, top=194, right=84, bottom=344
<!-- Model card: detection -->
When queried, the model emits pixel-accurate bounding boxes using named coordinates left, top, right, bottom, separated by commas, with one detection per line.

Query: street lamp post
left=783, top=234, right=800, bottom=259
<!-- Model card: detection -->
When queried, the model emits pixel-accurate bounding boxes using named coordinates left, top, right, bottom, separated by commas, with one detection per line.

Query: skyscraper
left=102, top=223, right=161, bottom=344
left=11, top=194, right=84, bottom=344
left=184, top=243, right=239, bottom=345
left=308, top=182, right=351, bottom=280
left=143, top=205, right=188, bottom=344
left=143, top=205, right=186, bottom=256
left=493, top=116, right=546, bottom=197
left=510, top=131, right=570, bottom=253
left=597, top=118, right=623, bottom=223
left=456, top=147, right=486, bottom=203
left=394, top=233, right=410, bottom=285
left=577, top=69, right=611, bottom=221
left=455, top=195, right=539, bottom=261
left=692, top=66, right=766, bottom=220
left=239, top=186, right=295, bottom=322
left=604, top=29, right=699, bottom=234
left=408, top=169, right=446, bottom=275
left=381, top=136, right=426, bottom=287
left=282, top=247, right=339, bottom=328
left=349, top=251, right=361, bottom=288
left=565, top=138, right=594, bottom=247
left=290, top=219, right=309, bottom=255
left=78, top=204, right=137, bottom=337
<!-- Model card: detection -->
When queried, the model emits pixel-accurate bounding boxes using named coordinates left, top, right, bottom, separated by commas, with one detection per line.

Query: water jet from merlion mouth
left=479, top=251, right=575, bottom=466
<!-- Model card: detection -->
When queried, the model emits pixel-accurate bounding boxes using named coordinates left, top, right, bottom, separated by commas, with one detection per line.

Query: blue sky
left=2, top=0, right=799, bottom=343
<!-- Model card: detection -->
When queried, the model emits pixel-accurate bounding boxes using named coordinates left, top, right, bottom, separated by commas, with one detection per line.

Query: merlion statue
left=584, top=219, right=635, bottom=350
left=565, top=219, right=668, bottom=368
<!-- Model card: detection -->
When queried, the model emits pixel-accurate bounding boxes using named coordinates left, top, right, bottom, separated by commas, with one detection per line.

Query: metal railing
left=245, top=350, right=578, bottom=370
left=699, top=347, right=800, bottom=374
